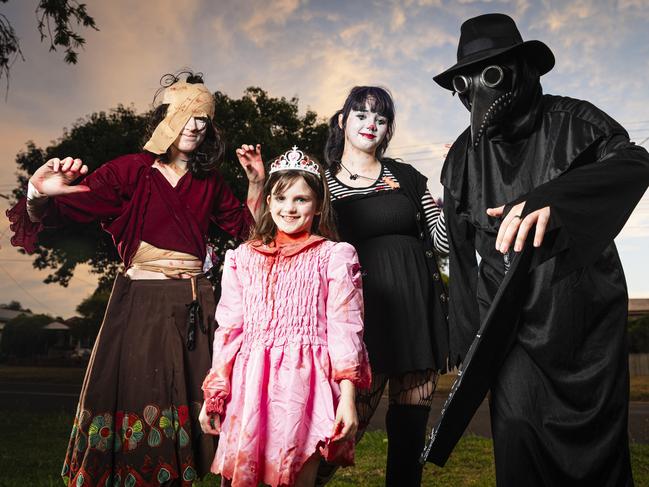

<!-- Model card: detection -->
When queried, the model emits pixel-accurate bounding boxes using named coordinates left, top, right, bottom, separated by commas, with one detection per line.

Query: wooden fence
left=629, top=354, right=649, bottom=376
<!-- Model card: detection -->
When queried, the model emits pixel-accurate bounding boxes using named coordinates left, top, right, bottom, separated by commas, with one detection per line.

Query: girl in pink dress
left=199, top=146, right=372, bottom=487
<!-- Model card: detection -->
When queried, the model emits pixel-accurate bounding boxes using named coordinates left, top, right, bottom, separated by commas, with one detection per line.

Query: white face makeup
left=267, top=177, right=318, bottom=235
left=343, top=101, right=389, bottom=155
left=173, top=117, right=208, bottom=155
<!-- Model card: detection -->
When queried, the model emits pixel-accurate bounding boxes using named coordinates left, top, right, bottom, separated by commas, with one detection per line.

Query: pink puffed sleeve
left=326, top=242, right=371, bottom=389
left=201, top=249, right=245, bottom=416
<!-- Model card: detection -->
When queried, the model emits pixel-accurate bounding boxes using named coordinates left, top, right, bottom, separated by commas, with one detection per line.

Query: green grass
left=0, top=410, right=648, bottom=487
left=0, top=365, right=86, bottom=384
left=5, top=366, right=649, bottom=401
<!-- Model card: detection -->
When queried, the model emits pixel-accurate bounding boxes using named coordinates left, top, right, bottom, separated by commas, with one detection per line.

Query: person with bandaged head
left=6, top=71, right=265, bottom=486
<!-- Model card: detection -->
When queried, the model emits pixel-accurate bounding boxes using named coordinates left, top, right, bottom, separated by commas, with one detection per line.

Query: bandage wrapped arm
left=202, top=249, right=245, bottom=416
left=325, top=243, right=372, bottom=390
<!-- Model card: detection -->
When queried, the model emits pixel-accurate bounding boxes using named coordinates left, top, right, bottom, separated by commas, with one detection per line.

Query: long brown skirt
left=62, top=275, right=217, bottom=486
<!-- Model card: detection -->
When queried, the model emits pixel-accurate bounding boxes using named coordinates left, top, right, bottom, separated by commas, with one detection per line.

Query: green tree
left=13, top=105, right=147, bottom=290
left=67, top=287, right=110, bottom=345
left=214, top=87, right=329, bottom=200
left=629, top=315, right=649, bottom=353
left=11, top=87, right=328, bottom=292
left=0, top=300, right=31, bottom=312
left=0, top=0, right=97, bottom=94
left=0, top=313, right=52, bottom=358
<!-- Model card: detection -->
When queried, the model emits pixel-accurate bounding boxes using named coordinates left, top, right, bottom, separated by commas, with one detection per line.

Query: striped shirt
left=326, top=166, right=449, bottom=255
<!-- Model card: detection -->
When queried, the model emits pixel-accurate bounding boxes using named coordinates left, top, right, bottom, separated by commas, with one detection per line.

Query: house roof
left=629, top=299, right=649, bottom=316
left=0, top=308, right=31, bottom=323
left=42, top=321, right=70, bottom=330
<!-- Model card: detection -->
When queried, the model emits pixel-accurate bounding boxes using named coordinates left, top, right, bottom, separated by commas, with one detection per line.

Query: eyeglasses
left=193, top=117, right=209, bottom=130
left=452, top=65, right=506, bottom=95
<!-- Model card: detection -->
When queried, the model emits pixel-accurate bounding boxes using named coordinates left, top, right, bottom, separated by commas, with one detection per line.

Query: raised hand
left=487, top=201, right=551, bottom=253
left=236, top=144, right=265, bottom=185
left=30, top=157, right=91, bottom=197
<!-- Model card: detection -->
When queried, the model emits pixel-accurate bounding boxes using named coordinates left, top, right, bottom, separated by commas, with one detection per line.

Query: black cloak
left=426, top=91, right=649, bottom=486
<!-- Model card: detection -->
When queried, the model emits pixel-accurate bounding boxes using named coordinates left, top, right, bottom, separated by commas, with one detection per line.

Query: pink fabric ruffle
left=332, top=361, right=372, bottom=390
left=202, top=369, right=227, bottom=416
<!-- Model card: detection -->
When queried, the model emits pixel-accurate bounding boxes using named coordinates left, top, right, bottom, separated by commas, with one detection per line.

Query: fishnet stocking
left=388, top=369, right=438, bottom=408
left=315, top=370, right=438, bottom=486
left=356, top=373, right=388, bottom=432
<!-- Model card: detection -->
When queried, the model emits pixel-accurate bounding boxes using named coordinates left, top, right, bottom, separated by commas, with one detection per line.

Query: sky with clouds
left=1, top=0, right=648, bottom=317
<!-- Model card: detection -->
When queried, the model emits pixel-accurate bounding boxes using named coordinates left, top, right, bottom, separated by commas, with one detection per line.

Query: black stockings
left=315, top=369, right=438, bottom=487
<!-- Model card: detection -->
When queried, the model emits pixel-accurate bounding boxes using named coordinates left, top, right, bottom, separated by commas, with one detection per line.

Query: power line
left=68, top=274, right=97, bottom=287
left=0, top=251, right=99, bottom=286
left=395, top=149, right=448, bottom=158
left=637, top=136, right=649, bottom=147
left=407, top=157, right=446, bottom=164
left=0, top=263, right=54, bottom=313
left=623, top=120, right=649, bottom=125
left=388, top=142, right=452, bottom=151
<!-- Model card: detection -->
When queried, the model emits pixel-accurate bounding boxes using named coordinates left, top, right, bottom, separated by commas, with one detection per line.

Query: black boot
left=314, top=458, right=339, bottom=487
left=385, top=404, right=430, bottom=487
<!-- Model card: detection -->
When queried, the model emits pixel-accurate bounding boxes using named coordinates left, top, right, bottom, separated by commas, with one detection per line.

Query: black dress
left=326, top=162, right=448, bottom=374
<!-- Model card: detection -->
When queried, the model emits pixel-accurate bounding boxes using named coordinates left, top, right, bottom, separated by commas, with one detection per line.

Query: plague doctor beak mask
left=453, top=62, right=515, bottom=146
left=434, top=13, right=555, bottom=147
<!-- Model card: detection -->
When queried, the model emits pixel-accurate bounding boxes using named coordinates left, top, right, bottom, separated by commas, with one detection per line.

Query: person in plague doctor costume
left=7, top=72, right=265, bottom=486
left=422, top=13, right=649, bottom=486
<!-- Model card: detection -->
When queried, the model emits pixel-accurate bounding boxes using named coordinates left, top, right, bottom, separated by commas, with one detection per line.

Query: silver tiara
left=269, top=146, right=320, bottom=178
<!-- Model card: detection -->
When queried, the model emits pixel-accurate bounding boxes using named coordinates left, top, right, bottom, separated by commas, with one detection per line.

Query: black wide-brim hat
left=434, top=13, right=555, bottom=91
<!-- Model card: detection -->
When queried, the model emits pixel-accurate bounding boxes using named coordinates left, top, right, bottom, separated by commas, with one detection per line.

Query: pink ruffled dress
left=202, top=236, right=371, bottom=486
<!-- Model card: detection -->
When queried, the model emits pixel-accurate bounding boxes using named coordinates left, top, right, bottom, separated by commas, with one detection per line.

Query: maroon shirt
left=6, top=153, right=253, bottom=266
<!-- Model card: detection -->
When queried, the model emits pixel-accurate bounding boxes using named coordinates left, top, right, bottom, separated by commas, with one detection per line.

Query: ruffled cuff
left=204, top=392, right=226, bottom=416
left=201, top=369, right=229, bottom=416
left=332, top=351, right=372, bottom=390
left=5, top=198, right=46, bottom=254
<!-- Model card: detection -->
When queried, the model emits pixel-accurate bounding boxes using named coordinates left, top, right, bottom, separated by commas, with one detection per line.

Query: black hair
left=324, top=86, right=396, bottom=175
left=142, top=70, right=224, bottom=178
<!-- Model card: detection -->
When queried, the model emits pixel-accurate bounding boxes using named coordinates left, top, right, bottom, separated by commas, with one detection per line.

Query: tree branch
left=0, top=1, right=97, bottom=95
left=0, top=12, right=25, bottom=98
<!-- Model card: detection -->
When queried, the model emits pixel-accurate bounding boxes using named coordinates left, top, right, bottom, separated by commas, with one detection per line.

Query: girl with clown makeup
left=315, top=86, right=449, bottom=487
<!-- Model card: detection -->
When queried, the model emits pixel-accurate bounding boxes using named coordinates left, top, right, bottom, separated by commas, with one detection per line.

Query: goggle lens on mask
left=452, top=65, right=506, bottom=94
left=481, top=65, right=505, bottom=88
left=452, top=75, right=471, bottom=94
